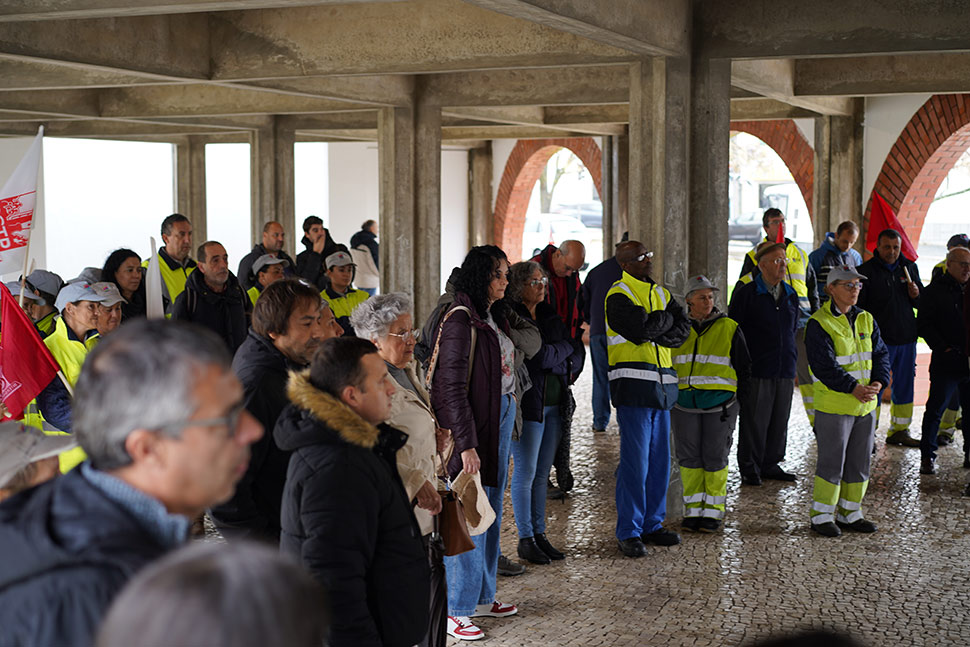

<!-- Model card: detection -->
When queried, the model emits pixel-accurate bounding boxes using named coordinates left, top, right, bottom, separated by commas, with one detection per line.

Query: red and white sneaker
left=447, top=616, right=485, bottom=641
left=472, top=601, right=518, bottom=618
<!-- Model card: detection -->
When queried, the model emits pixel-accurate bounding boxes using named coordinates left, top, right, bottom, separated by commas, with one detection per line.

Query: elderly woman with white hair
left=348, top=292, right=451, bottom=647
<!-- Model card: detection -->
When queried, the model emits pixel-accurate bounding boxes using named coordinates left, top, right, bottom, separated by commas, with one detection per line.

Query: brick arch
left=730, top=120, right=814, bottom=219
left=494, top=137, right=602, bottom=261
left=867, top=94, right=970, bottom=248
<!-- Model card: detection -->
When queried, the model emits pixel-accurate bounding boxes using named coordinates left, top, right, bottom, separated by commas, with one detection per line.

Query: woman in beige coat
left=350, top=293, right=450, bottom=647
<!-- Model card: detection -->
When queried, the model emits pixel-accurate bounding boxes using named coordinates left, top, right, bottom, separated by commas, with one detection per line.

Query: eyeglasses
left=765, top=258, right=789, bottom=266
left=528, top=277, right=549, bottom=287
left=387, top=328, right=420, bottom=342
left=156, top=403, right=245, bottom=439
left=635, top=252, right=654, bottom=262
left=836, top=282, right=863, bottom=290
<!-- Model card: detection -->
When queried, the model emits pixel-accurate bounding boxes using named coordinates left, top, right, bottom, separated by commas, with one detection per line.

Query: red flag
left=867, top=193, right=918, bottom=261
left=0, top=282, right=59, bottom=419
left=775, top=219, right=785, bottom=244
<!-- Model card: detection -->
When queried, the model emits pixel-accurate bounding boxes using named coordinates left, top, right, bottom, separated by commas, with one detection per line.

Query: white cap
left=54, top=281, right=110, bottom=312
left=0, top=422, right=77, bottom=489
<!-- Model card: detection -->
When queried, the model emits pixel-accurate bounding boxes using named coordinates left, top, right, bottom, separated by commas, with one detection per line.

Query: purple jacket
left=429, top=291, right=509, bottom=487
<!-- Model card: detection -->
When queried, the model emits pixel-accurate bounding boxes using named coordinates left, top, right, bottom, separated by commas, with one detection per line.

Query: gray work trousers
left=814, top=410, right=874, bottom=487
left=737, top=378, right=794, bottom=478
left=671, top=401, right=738, bottom=472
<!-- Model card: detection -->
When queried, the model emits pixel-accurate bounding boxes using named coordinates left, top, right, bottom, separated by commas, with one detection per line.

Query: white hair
left=348, top=292, right=413, bottom=341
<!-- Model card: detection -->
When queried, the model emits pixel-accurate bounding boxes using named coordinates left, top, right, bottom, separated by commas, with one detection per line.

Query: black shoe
left=547, top=486, right=566, bottom=501
left=741, top=474, right=762, bottom=486
left=517, top=537, right=550, bottom=565
left=964, top=483, right=970, bottom=497
left=920, top=458, right=937, bottom=475
left=762, top=467, right=797, bottom=482
left=534, top=533, right=564, bottom=560
left=497, top=554, right=526, bottom=576
left=837, top=518, right=877, bottom=533
left=811, top=521, right=842, bottom=537
left=591, top=426, right=606, bottom=433
left=886, top=430, right=921, bottom=447
left=698, top=518, right=721, bottom=533
left=641, top=528, right=681, bottom=546
left=938, top=434, right=953, bottom=446
left=681, top=517, right=701, bottom=532
left=618, top=537, right=647, bottom=558
left=964, top=456, right=970, bottom=469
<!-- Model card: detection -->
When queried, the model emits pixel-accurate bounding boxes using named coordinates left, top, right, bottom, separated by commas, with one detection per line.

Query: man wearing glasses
left=917, top=246, right=970, bottom=475
left=804, top=266, right=890, bottom=537
left=729, top=242, right=802, bottom=486
left=0, top=320, right=263, bottom=647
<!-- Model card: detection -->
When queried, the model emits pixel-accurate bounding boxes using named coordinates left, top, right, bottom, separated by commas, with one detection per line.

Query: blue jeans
left=590, top=333, right=611, bottom=429
left=877, top=342, right=917, bottom=430
left=920, top=373, right=970, bottom=461
left=615, top=405, right=670, bottom=540
left=445, top=394, right=516, bottom=616
left=510, top=404, right=561, bottom=538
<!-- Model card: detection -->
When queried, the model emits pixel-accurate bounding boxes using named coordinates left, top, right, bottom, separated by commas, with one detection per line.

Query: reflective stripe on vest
left=143, top=254, right=195, bottom=306
left=247, top=286, right=260, bottom=308
left=43, top=317, right=98, bottom=385
left=671, top=316, right=739, bottom=393
left=605, top=273, right=675, bottom=386
left=810, top=304, right=876, bottom=416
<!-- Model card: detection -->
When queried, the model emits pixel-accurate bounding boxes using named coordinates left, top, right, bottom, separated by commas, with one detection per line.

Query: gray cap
left=252, top=253, right=290, bottom=275
left=325, top=251, right=355, bottom=269
left=54, top=281, right=111, bottom=312
left=90, top=282, right=128, bottom=306
left=4, top=281, right=42, bottom=304
left=826, top=265, right=866, bottom=286
left=0, top=422, right=77, bottom=489
left=25, top=269, right=64, bottom=302
left=684, top=275, right=719, bottom=296
left=71, top=267, right=103, bottom=284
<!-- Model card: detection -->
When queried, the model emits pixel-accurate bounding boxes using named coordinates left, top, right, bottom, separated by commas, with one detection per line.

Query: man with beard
left=210, top=279, right=344, bottom=542
left=237, top=221, right=296, bottom=291
left=296, top=215, right=340, bottom=291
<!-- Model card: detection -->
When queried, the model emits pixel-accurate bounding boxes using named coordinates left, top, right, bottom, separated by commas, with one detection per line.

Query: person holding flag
left=738, top=208, right=820, bottom=427
left=857, top=200, right=924, bottom=446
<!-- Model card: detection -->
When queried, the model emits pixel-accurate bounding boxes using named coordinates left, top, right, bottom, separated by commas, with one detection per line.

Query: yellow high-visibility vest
left=746, top=240, right=810, bottom=312
left=672, top=316, right=738, bottom=393
left=810, top=302, right=876, bottom=417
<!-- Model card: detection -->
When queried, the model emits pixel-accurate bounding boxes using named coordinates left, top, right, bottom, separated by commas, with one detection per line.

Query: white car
left=522, top=213, right=602, bottom=280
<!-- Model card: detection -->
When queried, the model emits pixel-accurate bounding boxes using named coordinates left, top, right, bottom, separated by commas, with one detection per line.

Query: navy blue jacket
left=581, top=256, right=622, bottom=336
left=350, top=228, right=380, bottom=269
left=805, top=301, right=891, bottom=394
left=917, top=271, right=969, bottom=377
left=856, top=254, right=922, bottom=345
left=514, top=301, right=581, bottom=422
left=728, top=274, right=800, bottom=379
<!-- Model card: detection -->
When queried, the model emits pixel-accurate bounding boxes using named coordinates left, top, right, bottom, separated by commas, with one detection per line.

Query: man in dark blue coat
left=729, top=242, right=801, bottom=486
left=0, top=320, right=263, bottom=647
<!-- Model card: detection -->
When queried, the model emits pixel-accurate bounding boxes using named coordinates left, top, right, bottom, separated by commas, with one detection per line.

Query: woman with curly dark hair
left=428, top=245, right=518, bottom=641
left=101, top=248, right=147, bottom=321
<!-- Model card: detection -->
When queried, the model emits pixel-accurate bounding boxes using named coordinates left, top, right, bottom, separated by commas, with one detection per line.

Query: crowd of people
left=0, top=207, right=968, bottom=646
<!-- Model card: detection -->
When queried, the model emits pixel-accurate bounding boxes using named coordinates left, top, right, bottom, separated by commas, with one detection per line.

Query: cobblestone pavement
left=456, top=364, right=970, bottom=646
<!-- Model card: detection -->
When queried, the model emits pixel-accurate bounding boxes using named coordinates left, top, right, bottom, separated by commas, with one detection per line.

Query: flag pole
left=56, top=370, right=74, bottom=398
left=17, top=224, right=33, bottom=309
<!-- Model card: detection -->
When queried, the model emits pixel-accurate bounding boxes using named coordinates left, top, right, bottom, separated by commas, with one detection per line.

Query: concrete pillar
left=274, top=120, right=296, bottom=259
left=174, top=136, right=207, bottom=239
left=813, top=102, right=864, bottom=248
left=662, top=55, right=691, bottom=295
left=628, top=58, right=667, bottom=279
left=250, top=119, right=296, bottom=255
left=378, top=106, right=415, bottom=299
left=468, top=142, right=493, bottom=248
left=413, top=85, right=442, bottom=325
left=601, top=136, right=616, bottom=257
left=614, top=134, right=629, bottom=243
left=687, top=56, right=732, bottom=295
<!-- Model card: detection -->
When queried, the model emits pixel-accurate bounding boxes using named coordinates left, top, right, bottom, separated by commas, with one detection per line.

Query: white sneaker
left=447, top=616, right=485, bottom=641
left=471, top=601, right=518, bottom=618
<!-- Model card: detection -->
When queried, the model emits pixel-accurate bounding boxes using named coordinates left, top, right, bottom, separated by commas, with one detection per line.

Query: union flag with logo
left=0, top=282, right=59, bottom=419
left=0, top=127, right=43, bottom=274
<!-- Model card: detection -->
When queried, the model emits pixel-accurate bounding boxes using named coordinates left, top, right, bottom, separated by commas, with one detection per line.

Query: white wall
left=0, top=136, right=45, bottom=281
left=491, top=139, right=516, bottom=212
left=793, top=118, right=815, bottom=148
left=863, top=94, right=931, bottom=205
left=440, top=148, right=469, bottom=287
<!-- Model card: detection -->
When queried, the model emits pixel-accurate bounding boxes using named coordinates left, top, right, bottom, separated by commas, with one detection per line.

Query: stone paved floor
left=456, top=364, right=970, bottom=646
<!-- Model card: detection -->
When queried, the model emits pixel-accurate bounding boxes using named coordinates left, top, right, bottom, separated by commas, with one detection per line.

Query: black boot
left=517, top=537, right=550, bottom=565
left=534, top=533, right=565, bottom=560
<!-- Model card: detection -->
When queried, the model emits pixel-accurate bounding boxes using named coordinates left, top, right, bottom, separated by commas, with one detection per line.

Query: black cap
left=946, top=233, right=970, bottom=249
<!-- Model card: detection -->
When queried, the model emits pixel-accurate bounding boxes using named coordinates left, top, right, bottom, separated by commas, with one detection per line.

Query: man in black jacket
left=210, top=280, right=344, bottom=542
left=0, top=320, right=263, bottom=647
left=236, top=221, right=296, bottom=291
left=917, top=247, right=970, bottom=475
left=172, top=241, right=251, bottom=354
left=276, top=337, right=429, bottom=647
left=350, top=219, right=380, bottom=269
left=857, top=229, right=924, bottom=447
left=296, top=215, right=340, bottom=291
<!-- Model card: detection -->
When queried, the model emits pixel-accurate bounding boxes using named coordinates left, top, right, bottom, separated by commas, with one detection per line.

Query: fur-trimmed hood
left=277, top=369, right=381, bottom=451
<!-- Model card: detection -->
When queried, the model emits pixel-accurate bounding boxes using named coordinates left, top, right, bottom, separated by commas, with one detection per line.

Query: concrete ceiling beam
left=0, top=119, right=248, bottom=138
left=543, top=104, right=629, bottom=125
left=697, top=0, right=970, bottom=59
left=0, top=89, right=101, bottom=118
left=0, top=57, right=186, bottom=90
left=794, top=53, right=970, bottom=96
left=729, top=98, right=817, bottom=121
left=0, top=0, right=394, bottom=22
left=280, top=112, right=380, bottom=131
left=732, top=60, right=855, bottom=116
left=429, top=65, right=630, bottom=107
left=239, top=76, right=415, bottom=107
left=460, top=0, right=688, bottom=57
left=442, top=125, right=591, bottom=139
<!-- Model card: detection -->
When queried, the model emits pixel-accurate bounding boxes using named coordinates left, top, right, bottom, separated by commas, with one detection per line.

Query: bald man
left=237, top=221, right=296, bottom=291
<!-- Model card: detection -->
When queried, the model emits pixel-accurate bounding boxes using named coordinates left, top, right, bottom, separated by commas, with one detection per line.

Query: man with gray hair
left=0, top=319, right=263, bottom=647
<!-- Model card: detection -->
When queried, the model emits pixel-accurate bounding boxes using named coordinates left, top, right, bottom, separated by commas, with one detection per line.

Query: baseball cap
left=0, top=422, right=77, bottom=489
left=54, top=281, right=111, bottom=312
left=325, top=251, right=355, bottom=269
left=25, top=269, right=64, bottom=303
left=4, top=281, right=43, bottom=304
left=946, top=233, right=970, bottom=249
left=826, top=265, right=867, bottom=286
left=252, top=254, right=290, bottom=275
left=683, top=275, right=719, bottom=296
left=90, top=282, right=128, bottom=306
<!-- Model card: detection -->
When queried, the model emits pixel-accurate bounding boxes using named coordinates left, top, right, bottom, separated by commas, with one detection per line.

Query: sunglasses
left=635, top=252, right=654, bottom=263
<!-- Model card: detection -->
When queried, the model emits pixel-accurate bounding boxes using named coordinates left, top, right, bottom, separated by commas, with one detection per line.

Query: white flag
left=0, top=127, right=43, bottom=274
left=145, top=236, right=165, bottom=319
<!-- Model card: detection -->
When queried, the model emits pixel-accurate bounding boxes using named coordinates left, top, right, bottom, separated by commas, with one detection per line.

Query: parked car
left=728, top=211, right=764, bottom=246
left=550, top=201, right=602, bottom=229
left=523, top=213, right=602, bottom=279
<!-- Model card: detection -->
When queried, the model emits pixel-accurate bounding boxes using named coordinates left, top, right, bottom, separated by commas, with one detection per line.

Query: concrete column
left=662, top=55, right=691, bottom=295
left=468, top=142, right=493, bottom=248
left=413, top=85, right=442, bottom=325
left=274, top=119, right=297, bottom=259
left=614, top=134, right=629, bottom=242
left=378, top=106, right=415, bottom=298
left=601, top=135, right=616, bottom=257
left=813, top=102, right=864, bottom=248
left=687, top=56, right=732, bottom=295
left=174, top=136, right=207, bottom=239
left=250, top=127, right=275, bottom=248
left=628, top=58, right=667, bottom=279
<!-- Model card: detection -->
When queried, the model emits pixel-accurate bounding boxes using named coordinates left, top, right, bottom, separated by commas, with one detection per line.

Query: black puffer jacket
left=296, top=231, right=340, bottom=291
left=275, top=372, right=430, bottom=647
left=171, top=269, right=250, bottom=353
left=236, top=243, right=296, bottom=291
left=209, top=331, right=297, bottom=543
left=917, top=271, right=969, bottom=377
left=857, top=254, right=923, bottom=345
left=0, top=469, right=180, bottom=647
left=513, top=301, right=580, bottom=422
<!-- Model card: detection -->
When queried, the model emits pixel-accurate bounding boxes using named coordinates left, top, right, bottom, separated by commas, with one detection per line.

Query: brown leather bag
left=437, top=490, right=475, bottom=556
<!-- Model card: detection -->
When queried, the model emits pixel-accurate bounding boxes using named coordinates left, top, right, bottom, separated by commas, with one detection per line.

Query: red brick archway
left=494, top=138, right=602, bottom=261
left=730, top=120, right=814, bottom=219
left=867, top=94, right=970, bottom=248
